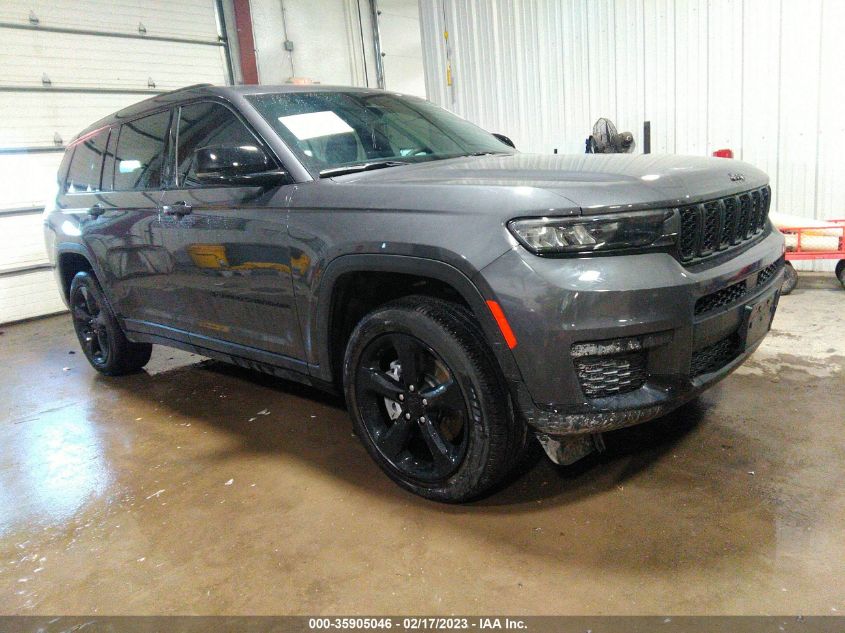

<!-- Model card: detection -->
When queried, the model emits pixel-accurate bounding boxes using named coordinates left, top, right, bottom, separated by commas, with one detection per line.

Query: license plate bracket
left=739, top=287, right=779, bottom=350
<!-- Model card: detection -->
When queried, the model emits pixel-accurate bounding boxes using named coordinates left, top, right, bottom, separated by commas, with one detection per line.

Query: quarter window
left=65, top=129, right=109, bottom=193
left=176, top=102, right=268, bottom=187
left=114, top=110, right=172, bottom=191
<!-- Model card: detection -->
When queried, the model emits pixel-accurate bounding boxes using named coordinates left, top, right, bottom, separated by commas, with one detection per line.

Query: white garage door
left=0, top=0, right=232, bottom=324
left=375, top=0, right=425, bottom=97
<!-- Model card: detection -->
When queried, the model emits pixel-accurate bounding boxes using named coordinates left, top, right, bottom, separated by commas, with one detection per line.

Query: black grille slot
left=761, top=187, right=771, bottom=224
left=691, top=334, right=741, bottom=378
left=721, top=197, right=738, bottom=247
left=677, top=186, right=771, bottom=264
left=750, top=190, right=763, bottom=233
left=738, top=194, right=752, bottom=239
left=679, top=207, right=700, bottom=260
left=575, top=352, right=647, bottom=399
left=701, top=202, right=721, bottom=254
left=694, top=280, right=748, bottom=315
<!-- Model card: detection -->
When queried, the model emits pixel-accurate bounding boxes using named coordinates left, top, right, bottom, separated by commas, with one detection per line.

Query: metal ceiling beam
left=0, top=146, right=64, bottom=155
left=0, top=206, right=44, bottom=218
left=0, top=85, right=163, bottom=95
left=0, top=263, right=53, bottom=278
left=0, top=21, right=225, bottom=47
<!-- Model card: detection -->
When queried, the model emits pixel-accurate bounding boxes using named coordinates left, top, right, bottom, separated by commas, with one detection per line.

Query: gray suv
left=44, top=84, right=784, bottom=502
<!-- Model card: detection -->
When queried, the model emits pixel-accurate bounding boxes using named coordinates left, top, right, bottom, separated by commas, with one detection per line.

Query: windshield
left=245, top=91, right=514, bottom=176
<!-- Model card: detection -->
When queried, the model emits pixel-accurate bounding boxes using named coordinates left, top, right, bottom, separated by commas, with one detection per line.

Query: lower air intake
left=690, top=334, right=741, bottom=378
left=574, top=352, right=647, bottom=399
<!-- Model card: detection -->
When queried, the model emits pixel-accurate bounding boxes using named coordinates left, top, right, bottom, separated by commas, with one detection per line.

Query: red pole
left=232, top=0, right=259, bottom=84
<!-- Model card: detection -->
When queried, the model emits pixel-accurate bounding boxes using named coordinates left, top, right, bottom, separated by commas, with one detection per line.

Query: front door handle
left=87, top=203, right=105, bottom=217
left=161, top=201, right=193, bottom=216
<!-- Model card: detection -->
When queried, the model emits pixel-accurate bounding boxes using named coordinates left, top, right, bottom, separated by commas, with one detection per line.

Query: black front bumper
left=511, top=258, right=784, bottom=437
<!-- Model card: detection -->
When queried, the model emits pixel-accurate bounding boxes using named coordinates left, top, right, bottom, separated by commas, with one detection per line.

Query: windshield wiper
left=464, top=151, right=508, bottom=157
left=319, top=160, right=408, bottom=178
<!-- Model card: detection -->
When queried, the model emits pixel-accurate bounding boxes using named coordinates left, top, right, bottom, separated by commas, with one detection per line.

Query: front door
left=159, top=101, right=303, bottom=361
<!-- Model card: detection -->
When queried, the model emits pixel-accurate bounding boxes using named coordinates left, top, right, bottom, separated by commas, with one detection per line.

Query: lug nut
left=422, top=399, right=428, bottom=405
left=404, top=413, right=411, bottom=419
left=398, top=394, right=404, bottom=401
left=419, top=416, right=425, bottom=423
left=409, top=385, right=415, bottom=392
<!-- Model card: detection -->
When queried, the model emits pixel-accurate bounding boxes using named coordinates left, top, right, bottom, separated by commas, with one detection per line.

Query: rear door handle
left=161, top=201, right=192, bottom=216
left=87, top=203, right=105, bottom=217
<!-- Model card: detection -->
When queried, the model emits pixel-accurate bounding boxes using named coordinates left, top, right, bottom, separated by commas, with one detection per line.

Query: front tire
left=836, top=259, right=845, bottom=289
left=343, top=296, right=523, bottom=502
left=69, top=271, right=152, bottom=375
left=781, top=261, right=798, bottom=295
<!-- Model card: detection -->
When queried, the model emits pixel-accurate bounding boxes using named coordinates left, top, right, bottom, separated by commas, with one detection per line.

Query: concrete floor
left=1, top=275, right=843, bottom=615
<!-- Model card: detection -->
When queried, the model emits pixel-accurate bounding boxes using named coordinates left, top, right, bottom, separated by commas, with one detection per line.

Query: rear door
left=78, top=108, right=175, bottom=328
left=56, top=125, right=113, bottom=300
left=159, top=101, right=303, bottom=361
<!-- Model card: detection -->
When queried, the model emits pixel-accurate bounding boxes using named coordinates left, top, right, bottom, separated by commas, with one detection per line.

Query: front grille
left=694, top=257, right=784, bottom=316
left=690, top=334, right=741, bottom=378
left=678, top=186, right=771, bottom=263
left=575, top=352, right=647, bottom=399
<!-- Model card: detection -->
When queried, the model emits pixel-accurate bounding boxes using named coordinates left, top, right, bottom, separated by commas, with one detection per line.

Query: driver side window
left=176, top=102, right=268, bottom=187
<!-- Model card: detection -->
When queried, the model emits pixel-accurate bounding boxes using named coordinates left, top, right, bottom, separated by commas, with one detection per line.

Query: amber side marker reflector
left=486, top=300, right=517, bottom=349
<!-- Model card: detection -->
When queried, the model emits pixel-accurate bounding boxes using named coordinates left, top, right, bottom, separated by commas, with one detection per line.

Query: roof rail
left=162, top=83, right=214, bottom=94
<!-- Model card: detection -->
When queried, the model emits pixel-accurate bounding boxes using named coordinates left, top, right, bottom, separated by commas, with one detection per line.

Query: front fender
left=309, top=253, right=524, bottom=387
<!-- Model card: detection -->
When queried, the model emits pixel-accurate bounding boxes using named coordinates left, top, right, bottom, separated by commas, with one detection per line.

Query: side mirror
left=194, top=144, right=288, bottom=186
left=492, top=133, right=516, bottom=149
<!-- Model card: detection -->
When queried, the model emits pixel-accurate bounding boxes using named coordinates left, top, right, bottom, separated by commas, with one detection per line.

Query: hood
left=333, top=153, right=769, bottom=214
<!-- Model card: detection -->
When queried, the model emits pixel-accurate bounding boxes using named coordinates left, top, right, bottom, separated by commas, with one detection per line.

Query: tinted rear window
left=65, top=129, right=109, bottom=193
left=114, top=110, right=171, bottom=191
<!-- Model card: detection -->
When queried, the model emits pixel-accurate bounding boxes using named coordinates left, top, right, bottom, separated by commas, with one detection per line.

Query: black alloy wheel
left=71, top=282, right=111, bottom=367
left=354, top=332, right=470, bottom=483
left=343, top=296, right=526, bottom=502
left=69, top=271, right=152, bottom=375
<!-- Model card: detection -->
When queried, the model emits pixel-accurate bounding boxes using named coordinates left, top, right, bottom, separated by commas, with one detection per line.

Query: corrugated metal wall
left=420, top=0, right=845, bottom=268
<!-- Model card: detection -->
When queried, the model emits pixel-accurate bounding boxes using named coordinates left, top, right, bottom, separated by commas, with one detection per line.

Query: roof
left=74, top=83, right=396, bottom=140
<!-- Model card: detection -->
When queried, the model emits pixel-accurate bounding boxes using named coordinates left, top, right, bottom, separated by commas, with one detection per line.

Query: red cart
left=778, top=219, right=845, bottom=294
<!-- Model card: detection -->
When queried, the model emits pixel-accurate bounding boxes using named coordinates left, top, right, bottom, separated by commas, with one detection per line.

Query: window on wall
left=176, top=102, right=268, bottom=187
left=65, top=129, right=110, bottom=193
left=113, top=109, right=172, bottom=191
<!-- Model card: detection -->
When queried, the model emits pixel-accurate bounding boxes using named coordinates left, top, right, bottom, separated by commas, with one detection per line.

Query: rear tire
left=343, top=296, right=524, bottom=503
left=781, top=262, right=798, bottom=295
left=69, top=271, right=152, bottom=376
left=836, top=260, right=845, bottom=289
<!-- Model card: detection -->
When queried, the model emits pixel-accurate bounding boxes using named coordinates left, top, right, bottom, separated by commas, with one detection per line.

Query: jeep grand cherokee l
left=44, top=84, right=785, bottom=502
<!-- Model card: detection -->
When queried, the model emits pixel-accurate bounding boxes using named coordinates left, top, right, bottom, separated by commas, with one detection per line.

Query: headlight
left=508, top=209, right=674, bottom=255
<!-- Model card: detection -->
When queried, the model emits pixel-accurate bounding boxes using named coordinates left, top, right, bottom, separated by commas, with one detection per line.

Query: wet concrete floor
left=1, top=276, right=843, bottom=614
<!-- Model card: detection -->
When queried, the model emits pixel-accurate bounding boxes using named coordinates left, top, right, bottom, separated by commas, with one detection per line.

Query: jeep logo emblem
left=729, top=173, right=745, bottom=182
